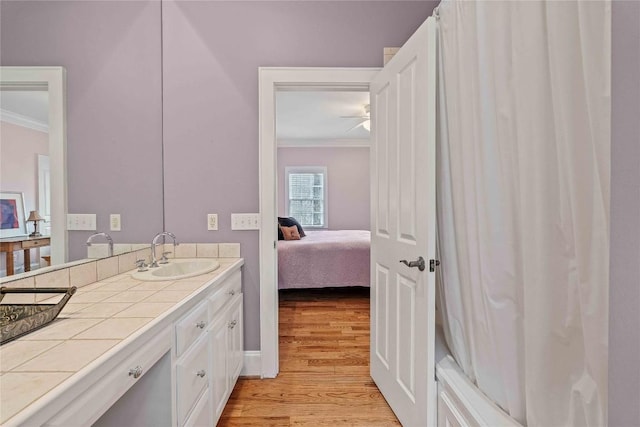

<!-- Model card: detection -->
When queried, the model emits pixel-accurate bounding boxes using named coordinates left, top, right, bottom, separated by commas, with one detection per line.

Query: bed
left=277, top=230, right=370, bottom=289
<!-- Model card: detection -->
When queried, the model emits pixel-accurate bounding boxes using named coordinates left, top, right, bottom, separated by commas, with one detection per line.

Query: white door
left=370, top=17, right=437, bottom=426
left=37, top=154, right=51, bottom=235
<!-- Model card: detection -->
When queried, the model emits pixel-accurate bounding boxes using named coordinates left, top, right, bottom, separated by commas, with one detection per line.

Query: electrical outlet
left=207, top=214, right=218, bottom=231
left=231, top=213, right=260, bottom=230
left=110, top=214, right=121, bottom=231
left=67, top=214, right=97, bottom=231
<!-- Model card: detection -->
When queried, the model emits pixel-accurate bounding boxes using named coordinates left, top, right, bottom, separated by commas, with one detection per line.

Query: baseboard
left=240, top=351, right=261, bottom=377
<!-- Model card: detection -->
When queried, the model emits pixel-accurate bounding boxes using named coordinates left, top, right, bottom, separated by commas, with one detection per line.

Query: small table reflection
left=0, top=236, right=51, bottom=276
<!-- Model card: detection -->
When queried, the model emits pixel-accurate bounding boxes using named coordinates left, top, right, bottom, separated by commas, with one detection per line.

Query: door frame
left=0, top=67, right=68, bottom=265
left=258, top=67, right=379, bottom=378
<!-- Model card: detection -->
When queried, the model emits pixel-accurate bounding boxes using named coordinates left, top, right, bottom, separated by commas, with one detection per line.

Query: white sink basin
left=132, top=258, right=220, bottom=281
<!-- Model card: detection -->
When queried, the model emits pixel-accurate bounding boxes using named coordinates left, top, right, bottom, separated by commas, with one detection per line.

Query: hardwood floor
left=219, top=287, right=400, bottom=426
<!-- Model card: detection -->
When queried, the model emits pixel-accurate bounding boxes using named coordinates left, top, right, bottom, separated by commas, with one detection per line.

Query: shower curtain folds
left=436, top=1, right=610, bottom=426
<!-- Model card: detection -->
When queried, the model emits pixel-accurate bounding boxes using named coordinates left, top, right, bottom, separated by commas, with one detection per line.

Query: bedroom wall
left=277, top=147, right=370, bottom=231
left=0, top=121, right=49, bottom=274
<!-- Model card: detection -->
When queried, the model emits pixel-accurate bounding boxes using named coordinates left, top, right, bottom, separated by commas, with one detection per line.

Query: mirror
left=0, top=0, right=165, bottom=277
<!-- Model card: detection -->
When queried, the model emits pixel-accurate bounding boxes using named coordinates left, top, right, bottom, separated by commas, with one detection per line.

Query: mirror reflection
left=0, top=66, right=160, bottom=278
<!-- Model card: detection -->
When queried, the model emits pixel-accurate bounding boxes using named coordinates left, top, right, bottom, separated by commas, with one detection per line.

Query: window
left=285, top=166, right=327, bottom=228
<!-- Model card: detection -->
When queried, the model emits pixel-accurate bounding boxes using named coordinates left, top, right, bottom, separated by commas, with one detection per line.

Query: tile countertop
left=0, top=258, right=244, bottom=425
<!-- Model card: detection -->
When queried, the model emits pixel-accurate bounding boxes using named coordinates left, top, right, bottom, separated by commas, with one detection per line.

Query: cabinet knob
left=228, top=290, right=236, bottom=296
left=228, top=319, right=237, bottom=329
left=196, top=321, right=206, bottom=329
left=128, top=366, right=143, bottom=379
left=196, top=370, right=206, bottom=378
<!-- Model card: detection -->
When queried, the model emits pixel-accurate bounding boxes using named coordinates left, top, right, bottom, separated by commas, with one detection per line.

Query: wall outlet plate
left=207, top=214, right=218, bottom=231
left=110, top=214, right=121, bottom=231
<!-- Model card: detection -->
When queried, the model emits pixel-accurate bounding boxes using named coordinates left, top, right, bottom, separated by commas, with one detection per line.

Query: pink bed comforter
left=278, top=230, right=371, bottom=289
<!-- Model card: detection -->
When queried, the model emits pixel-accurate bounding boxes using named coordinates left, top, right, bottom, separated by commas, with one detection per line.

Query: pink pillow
left=281, top=225, right=301, bottom=240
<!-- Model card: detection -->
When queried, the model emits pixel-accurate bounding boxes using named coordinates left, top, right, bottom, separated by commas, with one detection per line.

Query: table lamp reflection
left=27, top=210, right=44, bottom=237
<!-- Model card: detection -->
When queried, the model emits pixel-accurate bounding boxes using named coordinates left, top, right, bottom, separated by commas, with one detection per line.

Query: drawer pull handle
left=228, top=320, right=237, bottom=329
left=128, top=366, right=143, bottom=379
left=196, top=321, right=206, bottom=329
left=196, top=370, right=206, bottom=378
left=228, top=290, right=236, bottom=296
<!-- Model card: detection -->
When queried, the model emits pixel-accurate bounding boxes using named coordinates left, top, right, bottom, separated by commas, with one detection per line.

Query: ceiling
left=0, top=90, right=49, bottom=126
left=2, top=89, right=370, bottom=142
left=276, top=90, right=370, bottom=143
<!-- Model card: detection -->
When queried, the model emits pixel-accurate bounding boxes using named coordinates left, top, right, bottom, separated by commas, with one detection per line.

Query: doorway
left=258, top=68, right=379, bottom=378
left=0, top=67, right=68, bottom=271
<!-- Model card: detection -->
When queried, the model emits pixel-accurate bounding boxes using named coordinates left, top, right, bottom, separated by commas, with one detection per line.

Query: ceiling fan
left=341, top=104, right=371, bottom=132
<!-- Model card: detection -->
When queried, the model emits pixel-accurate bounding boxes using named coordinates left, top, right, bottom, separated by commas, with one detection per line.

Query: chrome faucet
left=86, top=232, right=114, bottom=257
left=150, top=231, right=178, bottom=268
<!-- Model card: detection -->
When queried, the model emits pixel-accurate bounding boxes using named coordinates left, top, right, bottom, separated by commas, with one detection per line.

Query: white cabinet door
left=370, top=16, right=438, bottom=427
left=184, top=392, right=212, bottom=427
left=227, top=295, right=244, bottom=383
left=209, top=311, right=230, bottom=420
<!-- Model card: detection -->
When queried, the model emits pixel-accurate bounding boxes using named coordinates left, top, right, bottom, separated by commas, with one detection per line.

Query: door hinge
left=429, top=259, right=440, bottom=272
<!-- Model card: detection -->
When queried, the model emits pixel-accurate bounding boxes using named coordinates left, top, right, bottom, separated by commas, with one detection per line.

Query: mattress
left=277, top=230, right=371, bottom=289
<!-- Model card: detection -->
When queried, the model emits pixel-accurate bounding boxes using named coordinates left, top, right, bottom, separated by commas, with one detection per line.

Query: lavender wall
left=0, top=1, right=164, bottom=261
left=277, top=147, right=370, bottom=230
left=609, top=1, right=640, bottom=425
left=7, top=8, right=635, bottom=418
left=161, top=0, right=437, bottom=350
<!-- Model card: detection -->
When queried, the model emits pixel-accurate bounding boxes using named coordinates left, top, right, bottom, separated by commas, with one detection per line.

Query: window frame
left=284, top=166, right=328, bottom=229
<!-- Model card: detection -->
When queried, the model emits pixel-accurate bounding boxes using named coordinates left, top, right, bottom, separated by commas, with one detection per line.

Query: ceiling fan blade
left=346, top=120, right=366, bottom=132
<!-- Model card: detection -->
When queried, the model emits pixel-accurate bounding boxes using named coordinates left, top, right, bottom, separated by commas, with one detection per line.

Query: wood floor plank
left=218, top=287, right=400, bottom=426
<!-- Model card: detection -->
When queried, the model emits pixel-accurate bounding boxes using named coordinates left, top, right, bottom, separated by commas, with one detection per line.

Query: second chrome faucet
left=150, top=231, right=178, bottom=268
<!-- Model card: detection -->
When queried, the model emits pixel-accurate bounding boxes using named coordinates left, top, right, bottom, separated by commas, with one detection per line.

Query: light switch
left=67, top=214, right=97, bottom=231
left=231, top=213, right=260, bottom=230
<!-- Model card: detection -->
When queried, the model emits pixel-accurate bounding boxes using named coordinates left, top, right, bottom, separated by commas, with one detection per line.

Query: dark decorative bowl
left=0, top=286, right=77, bottom=345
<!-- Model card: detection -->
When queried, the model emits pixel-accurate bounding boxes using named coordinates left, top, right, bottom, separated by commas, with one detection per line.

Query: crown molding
left=0, top=108, right=48, bottom=133
left=277, top=138, right=370, bottom=148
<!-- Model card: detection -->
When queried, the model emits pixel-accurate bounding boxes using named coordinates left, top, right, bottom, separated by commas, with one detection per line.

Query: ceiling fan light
left=363, top=119, right=371, bottom=131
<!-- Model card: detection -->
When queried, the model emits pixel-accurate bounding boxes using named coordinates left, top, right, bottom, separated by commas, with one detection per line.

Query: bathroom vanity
left=0, top=257, right=243, bottom=427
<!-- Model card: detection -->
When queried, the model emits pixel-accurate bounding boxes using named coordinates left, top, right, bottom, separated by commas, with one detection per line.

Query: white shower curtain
left=435, top=1, right=610, bottom=426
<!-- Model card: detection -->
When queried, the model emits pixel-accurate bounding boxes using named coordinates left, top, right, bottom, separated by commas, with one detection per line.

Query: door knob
left=399, top=256, right=426, bottom=271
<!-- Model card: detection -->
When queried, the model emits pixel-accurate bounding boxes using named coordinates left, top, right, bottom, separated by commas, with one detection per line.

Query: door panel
left=374, top=263, right=391, bottom=368
left=375, top=83, right=391, bottom=237
left=370, top=16, right=437, bottom=427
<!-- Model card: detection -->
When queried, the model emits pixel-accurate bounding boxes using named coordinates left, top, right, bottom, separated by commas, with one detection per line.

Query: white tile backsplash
left=34, top=269, right=70, bottom=302
left=1, top=277, right=36, bottom=304
left=118, top=251, right=137, bottom=274
left=219, top=243, right=240, bottom=258
left=174, top=244, right=196, bottom=258
left=69, top=262, right=97, bottom=288
left=96, top=256, right=119, bottom=281
left=196, top=243, right=219, bottom=258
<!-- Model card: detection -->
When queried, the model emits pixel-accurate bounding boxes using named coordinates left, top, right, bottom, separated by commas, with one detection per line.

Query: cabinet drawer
left=22, top=239, right=49, bottom=249
left=208, top=270, right=241, bottom=318
left=176, top=336, right=209, bottom=426
left=46, top=328, right=171, bottom=426
left=176, top=301, right=208, bottom=357
left=183, top=391, right=212, bottom=427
